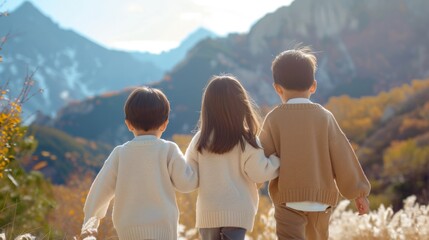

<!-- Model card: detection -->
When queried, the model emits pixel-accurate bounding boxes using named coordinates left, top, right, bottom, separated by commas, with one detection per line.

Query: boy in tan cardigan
left=259, top=47, right=371, bottom=240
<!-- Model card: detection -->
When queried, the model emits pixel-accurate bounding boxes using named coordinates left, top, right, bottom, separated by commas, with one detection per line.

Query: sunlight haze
left=3, top=0, right=294, bottom=53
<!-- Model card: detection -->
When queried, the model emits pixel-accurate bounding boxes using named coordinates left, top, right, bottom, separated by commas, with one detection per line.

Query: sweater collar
left=132, top=135, right=158, bottom=142
left=286, top=98, right=312, bottom=104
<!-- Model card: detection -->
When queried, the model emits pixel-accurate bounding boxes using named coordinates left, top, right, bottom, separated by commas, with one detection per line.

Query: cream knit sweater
left=185, top=132, right=280, bottom=231
left=82, top=135, right=198, bottom=240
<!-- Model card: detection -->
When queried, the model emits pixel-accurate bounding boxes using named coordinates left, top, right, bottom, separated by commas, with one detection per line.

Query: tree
left=0, top=7, right=59, bottom=238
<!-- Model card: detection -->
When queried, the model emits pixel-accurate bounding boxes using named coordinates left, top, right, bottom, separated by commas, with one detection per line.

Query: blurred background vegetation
left=1, top=0, right=429, bottom=239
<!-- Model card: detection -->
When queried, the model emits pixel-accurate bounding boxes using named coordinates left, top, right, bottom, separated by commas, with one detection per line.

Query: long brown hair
left=197, top=75, right=261, bottom=154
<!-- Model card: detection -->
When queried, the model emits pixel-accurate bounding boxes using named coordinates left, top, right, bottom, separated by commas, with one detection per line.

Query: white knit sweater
left=82, top=135, right=198, bottom=240
left=185, top=132, right=280, bottom=231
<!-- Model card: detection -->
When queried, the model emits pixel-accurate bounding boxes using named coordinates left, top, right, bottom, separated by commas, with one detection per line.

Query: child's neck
left=133, top=130, right=162, bottom=138
left=281, top=90, right=312, bottom=103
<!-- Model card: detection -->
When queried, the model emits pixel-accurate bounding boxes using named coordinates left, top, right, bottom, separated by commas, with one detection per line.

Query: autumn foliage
left=325, top=79, right=429, bottom=143
left=325, top=79, right=429, bottom=209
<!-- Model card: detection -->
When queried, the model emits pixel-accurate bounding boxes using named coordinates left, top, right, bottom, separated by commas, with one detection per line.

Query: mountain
left=39, top=89, right=134, bottom=146
left=131, top=28, right=217, bottom=71
left=0, top=2, right=163, bottom=115
left=40, top=0, right=429, bottom=144
left=247, top=0, right=429, bottom=100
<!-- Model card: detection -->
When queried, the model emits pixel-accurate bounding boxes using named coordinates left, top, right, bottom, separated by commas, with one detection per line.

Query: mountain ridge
left=38, top=0, right=429, bottom=143
left=131, top=27, right=217, bottom=71
left=0, top=2, right=159, bottom=115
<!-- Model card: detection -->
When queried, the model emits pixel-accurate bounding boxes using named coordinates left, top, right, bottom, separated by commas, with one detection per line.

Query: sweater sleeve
left=82, top=146, right=120, bottom=234
left=184, top=133, right=200, bottom=188
left=242, top=139, right=280, bottom=184
left=259, top=115, right=277, bottom=157
left=168, top=142, right=198, bottom=193
left=328, top=115, right=371, bottom=199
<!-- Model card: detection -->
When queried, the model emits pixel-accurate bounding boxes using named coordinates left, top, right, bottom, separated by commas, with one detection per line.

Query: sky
left=2, top=0, right=294, bottom=53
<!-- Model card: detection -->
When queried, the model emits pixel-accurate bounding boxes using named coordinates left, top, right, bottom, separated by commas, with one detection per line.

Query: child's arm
left=81, top=147, right=119, bottom=236
left=355, top=196, right=370, bottom=215
left=242, top=140, right=280, bottom=183
left=168, top=142, right=198, bottom=193
left=184, top=134, right=200, bottom=188
left=259, top=116, right=277, bottom=157
left=328, top=115, right=371, bottom=200
left=243, top=151, right=280, bottom=183
left=79, top=229, right=97, bottom=240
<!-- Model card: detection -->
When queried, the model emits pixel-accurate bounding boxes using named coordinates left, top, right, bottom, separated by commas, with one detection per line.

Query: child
left=185, top=75, right=280, bottom=240
left=259, top=47, right=371, bottom=240
left=80, top=87, right=198, bottom=240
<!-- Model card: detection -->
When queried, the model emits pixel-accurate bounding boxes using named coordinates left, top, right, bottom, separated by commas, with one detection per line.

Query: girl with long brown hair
left=185, top=75, right=279, bottom=240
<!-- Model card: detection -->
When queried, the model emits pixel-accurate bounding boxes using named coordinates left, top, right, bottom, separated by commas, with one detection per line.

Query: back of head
left=124, top=87, right=170, bottom=131
left=271, top=46, right=317, bottom=91
left=197, top=75, right=260, bottom=154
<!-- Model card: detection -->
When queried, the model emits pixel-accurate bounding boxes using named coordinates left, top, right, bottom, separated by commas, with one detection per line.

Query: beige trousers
left=274, top=204, right=332, bottom=240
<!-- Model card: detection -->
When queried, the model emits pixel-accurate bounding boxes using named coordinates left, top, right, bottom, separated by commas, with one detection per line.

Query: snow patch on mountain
left=63, top=48, right=76, bottom=60
left=37, top=54, right=45, bottom=65
left=60, top=91, right=69, bottom=100
left=10, top=65, right=18, bottom=75
left=44, top=67, right=56, bottom=77
left=34, top=72, right=50, bottom=107
left=62, top=62, right=81, bottom=90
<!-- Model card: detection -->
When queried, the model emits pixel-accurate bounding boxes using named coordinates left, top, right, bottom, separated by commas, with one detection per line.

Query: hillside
left=325, top=79, right=429, bottom=209
left=24, top=125, right=112, bottom=184
left=48, top=89, right=133, bottom=144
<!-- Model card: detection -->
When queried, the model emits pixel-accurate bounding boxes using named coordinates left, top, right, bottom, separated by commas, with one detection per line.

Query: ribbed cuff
left=196, top=210, right=254, bottom=231
left=271, top=188, right=339, bottom=207
left=117, top=225, right=177, bottom=240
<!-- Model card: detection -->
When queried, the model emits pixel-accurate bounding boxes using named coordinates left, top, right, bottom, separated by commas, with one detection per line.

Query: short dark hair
left=271, top=46, right=317, bottom=91
left=124, top=87, right=170, bottom=131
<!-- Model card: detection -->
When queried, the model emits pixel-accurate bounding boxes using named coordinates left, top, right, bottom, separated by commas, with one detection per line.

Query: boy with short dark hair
left=260, top=47, right=371, bottom=240
left=81, top=87, right=198, bottom=240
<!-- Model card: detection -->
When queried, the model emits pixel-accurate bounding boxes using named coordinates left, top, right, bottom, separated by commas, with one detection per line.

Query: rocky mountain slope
left=40, top=0, right=429, bottom=143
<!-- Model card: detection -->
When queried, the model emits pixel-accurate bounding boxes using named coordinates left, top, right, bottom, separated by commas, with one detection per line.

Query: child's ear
left=310, top=80, right=317, bottom=94
left=159, top=119, right=169, bottom=132
left=125, top=120, right=134, bottom=131
left=273, top=83, right=284, bottom=95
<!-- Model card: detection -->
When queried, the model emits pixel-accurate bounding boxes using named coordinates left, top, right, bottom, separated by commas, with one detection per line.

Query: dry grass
left=177, top=195, right=429, bottom=240
left=1, top=195, right=428, bottom=239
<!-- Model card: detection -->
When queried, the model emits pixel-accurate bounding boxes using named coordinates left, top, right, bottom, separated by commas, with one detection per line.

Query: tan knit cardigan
left=260, top=103, right=370, bottom=206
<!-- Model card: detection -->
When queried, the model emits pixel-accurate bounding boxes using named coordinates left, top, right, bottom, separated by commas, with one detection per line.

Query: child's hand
left=83, top=237, right=96, bottom=240
left=77, top=229, right=97, bottom=240
left=75, top=234, right=96, bottom=240
left=82, top=235, right=96, bottom=240
left=354, top=196, right=370, bottom=215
